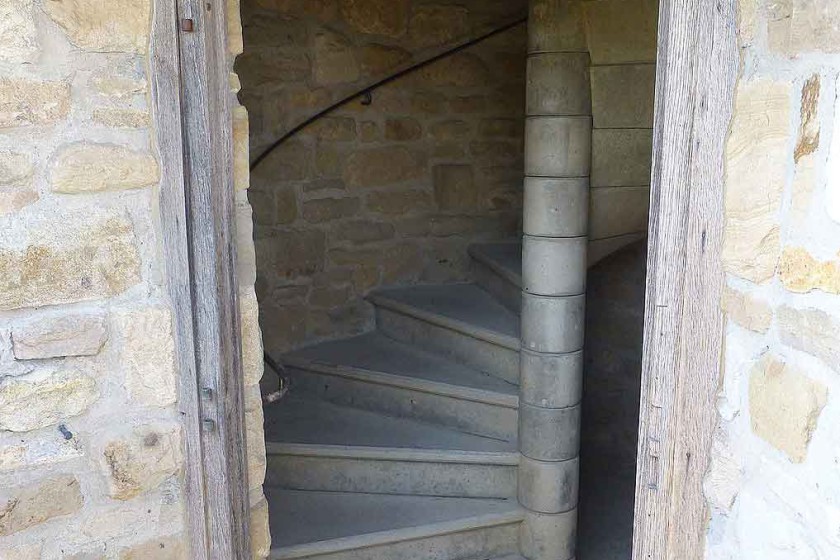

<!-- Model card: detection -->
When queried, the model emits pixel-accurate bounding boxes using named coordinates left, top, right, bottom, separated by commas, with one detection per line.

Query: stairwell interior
left=237, top=0, right=657, bottom=558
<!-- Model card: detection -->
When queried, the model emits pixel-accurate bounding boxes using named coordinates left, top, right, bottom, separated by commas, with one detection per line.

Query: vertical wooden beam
left=632, top=0, right=737, bottom=559
left=150, top=0, right=250, bottom=556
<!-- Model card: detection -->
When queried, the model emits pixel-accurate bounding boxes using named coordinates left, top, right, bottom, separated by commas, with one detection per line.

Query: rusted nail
left=181, top=18, right=194, bottom=32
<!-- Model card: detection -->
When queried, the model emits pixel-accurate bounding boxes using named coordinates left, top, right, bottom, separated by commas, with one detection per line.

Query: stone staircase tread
left=266, top=488, right=523, bottom=558
left=468, top=241, right=522, bottom=288
left=282, top=332, right=518, bottom=407
left=264, top=396, right=516, bottom=453
left=368, top=283, right=520, bottom=349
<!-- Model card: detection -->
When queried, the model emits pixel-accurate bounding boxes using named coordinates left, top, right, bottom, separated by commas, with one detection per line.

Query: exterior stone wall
left=0, top=0, right=268, bottom=557
left=705, top=2, right=840, bottom=558
left=237, top=0, right=528, bottom=354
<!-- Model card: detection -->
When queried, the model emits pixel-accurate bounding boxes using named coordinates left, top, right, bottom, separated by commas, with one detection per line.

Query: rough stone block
left=12, top=312, right=107, bottom=360
left=720, top=286, right=773, bottom=333
left=582, top=0, right=659, bottom=64
left=523, top=177, right=589, bottom=237
left=525, top=116, right=591, bottom=177
left=227, top=0, right=243, bottom=57
left=302, top=196, right=360, bottom=223
left=528, top=0, right=586, bottom=53
left=312, top=28, right=360, bottom=86
left=119, top=534, right=186, bottom=559
left=722, top=80, right=791, bottom=283
left=591, top=129, right=653, bottom=187
left=0, top=370, right=98, bottom=432
left=245, top=392, right=266, bottom=489
left=100, top=424, right=182, bottom=500
left=527, top=52, right=590, bottom=116
left=407, top=4, right=469, bottom=49
left=0, top=0, right=38, bottom=63
left=0, top=188, right=38, bottom=216
left=768, top=0, right=840, bottom=56
left=778, top=247, right=840, bottom=295
left=0, top=78, right=71, bottom=128
left=795, top=75, right=820, bottom=162
left=51, top=143, right=159, bottom=194
left=749, top=355, right=827, bottom=463
left=0, top=435, right=83, bottom=472
left=91, top=107, right=149, bottom=128
left=0, top=151, right=35, bottom=214
left=233, top=105, right=250, bottom=191
left=366, top=190, right=431, bottom=215
left=385, top=117, right=422, bottom=141
left=778, top=306, right=840, bottom=372
left=340, top=0, right=408, bottom=38
left=256, top=229, right=326, bottom=278
left=240, top=288, right=264, bottom=387
left=44, top=0, right=151, bottom=53
left=342, top=146, right=422, bottom=189
left=112, top=307, right=177, bottom=408
left=332, top=219, right=395, bottom=244
left=409, top=53, right=489, bottom=88
left=0, top=475, right=83, bottom=536
left=250, top=497, right=271, bottom=559
left=359, top=43, right=411, bottom=76
left=589, top=186, right=650, bottom=240
left=433, top=165, right=477, bottom=211
left=429, top=120, right=470, bottom=141
left=591, top=64, right=655, bottom=128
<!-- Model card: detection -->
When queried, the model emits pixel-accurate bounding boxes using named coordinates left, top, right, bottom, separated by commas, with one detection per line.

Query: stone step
left=264, top=396, right=517, bottom=498
left=368, top=284, right=520, bottom=384
left=468, top=241, right=522, bottom=313
left=281, top=332, right=518, bottom=439
left=266, top=489, right=523, bottom=560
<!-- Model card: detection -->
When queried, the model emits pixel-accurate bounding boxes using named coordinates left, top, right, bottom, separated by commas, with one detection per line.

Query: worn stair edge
left=270, top=508, right=525, bottom=559
left=368, top=288, right=520, bottom=351
left=468, top=242, right=522, bottom=288
left=284, top=354, right=518, bottom=409
left=266, top=442, right=520, bottom=465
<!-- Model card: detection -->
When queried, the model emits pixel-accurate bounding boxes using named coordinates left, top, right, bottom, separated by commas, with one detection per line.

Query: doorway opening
left=234, top=1, right=657, bottom=558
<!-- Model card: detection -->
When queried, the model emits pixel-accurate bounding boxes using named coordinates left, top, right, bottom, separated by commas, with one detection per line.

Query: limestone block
left=0, top=188, right=38, bottom=215
left=520, top=349, right=583, bottom=409
left=0, top=544, right=43, bottom=559
left=407, top=4, right=469, bottom=50
left=527, top=52, right=591, bottom=116
left=749, top=355, right=827, bottom=463
left=302, top=197, right=360, bottom=223
left=100, top=424, right=182, bottom=500
left=0, top=369, right=98, bottom=431
left=522, top=236, right=587, bottom=297
left=250, top=497, right=271, bottom=559
left=521, top=293, right=585, bottom=354
left=589, top=185, right=651, bottom=240
left=778, top=306, right=840, bottom=372
left=112, top=307, right=177, bottom=407
left=518, top=455, right=579, bottom=514
left=0, top=475, right=83, bottom=536
left=385, top=117, right=421, bottom=141
left=778, top=247, right=840, bottom=294
left=0, top=435, right=83, bottom=472
left=240, top=288, right=264, bottom=386
left=794, top=75, right=820, bottom=162
left=525, top=116, right=591, bottom=177
left=0, top=0, right=38, bottom=63
left=366, top=190, right=431, bottom=215
left=44, top=0, right=151, bottom=53
left=519, top=402, right=581, bottom=462
left=591, top=64, right=656, bottom=128
left=255, top=229, right=325, bottom=279
left=119, top=534, right=186, bottom=559
left=768, top=0, right=840, bottom=56
left=429, top=120, right=471, bottom=141
left=245, top=392, right=266, bottom=488
left=233, top=105, right=250, bottom=191
left=433, top=165, right=477, bottom=211
left=359, top=43, right=411, bottom=76
left=0, top=151, right=36, bottom=214
left=312, top=28, right=359, bottom=86
left=90, top=73, right=146, bottom=99
left=528, top=0, right=586, bottom=53
left=342, top=146, right=422, bottom=189
left=720, top=286, right=773, bottom=333
left=11, top=311, right=107, bottom=360
left=591, top=129, right=653, bottom=187
left=703, top=431, right=742, bottom=513
left=722, top=80, right=791, bottom=283
left=0, top=78, right=71, bottom=128
left=340, top=0, right=408, bottom=38
left=51, top=143, right=159, bottom=194
left=236, top=198, right=257, bottom=288
left=227, top=0, right=243, bottom=57
left=305, top=117, right=357, bottom=142
left=737, top=0, right=757, bottom=46
left=409, top=53, right=489, bottom=88
left=0, top=208, right=140, bottom=310
left=332, top=219, right=395, bottom=244
left=91, top=108, right=149, bottom=129
left=520, top=509, right=577, bottom=560
left=582, top=0, right=659, bottom=64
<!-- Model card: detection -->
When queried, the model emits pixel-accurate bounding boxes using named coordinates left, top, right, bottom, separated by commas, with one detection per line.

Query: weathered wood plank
left=632, top=0, right=737, bottom=558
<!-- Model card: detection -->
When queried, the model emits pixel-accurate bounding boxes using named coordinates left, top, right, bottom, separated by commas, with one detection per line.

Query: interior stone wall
left=237, top=0, right=528, bottom=354
left=705, top=1, right=840, bottom=558
left=0, top=0, right=269, bottom=557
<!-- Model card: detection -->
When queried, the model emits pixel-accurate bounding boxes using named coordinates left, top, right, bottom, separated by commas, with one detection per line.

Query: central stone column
left=518, top=1, right=590, bottom=559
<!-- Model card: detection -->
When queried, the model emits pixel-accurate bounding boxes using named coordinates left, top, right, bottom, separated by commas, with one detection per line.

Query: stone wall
left=704, top=2, right=840, bottom=558
left=0, top=0, right=268, bottom=557
left=237, top=0, right=528, bottom=354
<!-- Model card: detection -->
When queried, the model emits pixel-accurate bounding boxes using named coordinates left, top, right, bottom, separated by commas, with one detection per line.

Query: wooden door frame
left=149, top=0, right=739, bottom=557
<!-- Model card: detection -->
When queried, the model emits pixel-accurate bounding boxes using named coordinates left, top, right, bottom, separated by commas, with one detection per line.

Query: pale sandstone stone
left=749, top=355, right=827, bottom=463
left=778, top=306, right=840, bottom=371
left=704, top=431, right=742, bottom=513
left=737, top=0, right=758, bottom=46
left=11, top=311, right=107, bottom=360
left=0, top=0, right=38, bottom=63
left=113, top=307, right=177, bottom=407
left=0, top=151, right=33, bottom=186
left=236, top=198, right=257, bottom=288
left=233, top=105, right=250, bottom=191
left=582, top=0, right=659, bottom=64
left=44, top=0, right=151, bottom=53
left=227, top=0, right=243, bottom=57
left=0, top=436, right=82, bottom=472
left=722, top=80, right=791, bottom=283
left=768, top=0, right=840, bottom=56
left=91, top=107, right=150, bottom=128
left=794, top=75, right=820, bottom=162
left=250, top=497, right=271, bottom=559
left=0, top=544, right=43, bottom=559
left=90, top=74, right=146, bottom=99
left=101, top=425, right=182, bottom=500
left=240, top=288, right=264, bottom=387
left=0, top=475, right=83, bottom=536
left=51, top=143, right=159, bottom=194
left=0, top=78, right=71, bottom=128
left=119, top=534, right=186, bottom=560
left=407, top=4, right=469, bottom=49
left=312, top=29, right=359, bottom=86
left=342, top=147, right=422, bottom=189
left=433, top=164, right=477, bottom=211
left=245, top=393, right=266, bottom=489
left=790, top=155, right=816, bottom=224
left=0, top=369, right=98, bottom=431
left=0, top=209, right=141, bottom=310
left=0, top=188, right=38, bottom=215
left=340, top=0, right=408, bottom=38
left=720, top=285, right=773, bottom=333
left=366, top=190, right=432, bottom=215
left=779, top=247, right=840, bottom=294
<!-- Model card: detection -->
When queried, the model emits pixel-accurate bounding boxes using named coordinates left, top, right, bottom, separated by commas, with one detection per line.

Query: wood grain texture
left=149, top=1, right=210, bottom=557
left=152, top=0, right=251, bottom=556
left=632, top=1, right=737, bottom=559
